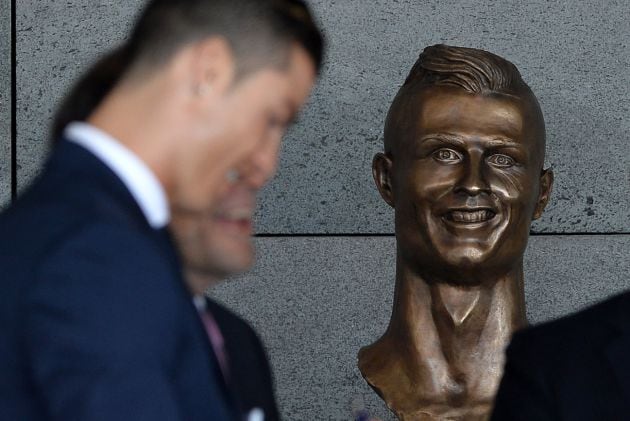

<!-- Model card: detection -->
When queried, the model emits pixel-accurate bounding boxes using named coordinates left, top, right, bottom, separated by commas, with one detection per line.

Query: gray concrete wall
left=13, top=0, right=630, bottom=234
left=16, top=0, right=141, bottom=186
left=212, top=236, right=630, bottom=420
left=5, top=0, right=630, bottom=420
left=0, top=0, right=10, bottom=208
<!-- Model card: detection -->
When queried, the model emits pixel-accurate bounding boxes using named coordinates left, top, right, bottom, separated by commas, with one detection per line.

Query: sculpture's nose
left=454, top=155, right=491, bottom=196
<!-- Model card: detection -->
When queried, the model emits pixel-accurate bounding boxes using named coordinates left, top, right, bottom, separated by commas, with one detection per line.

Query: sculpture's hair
left=384, top=44, right=543, bottom=153
left=52, top=0, right=324, bottom=141
left=402, top=44, right=527, bottom=94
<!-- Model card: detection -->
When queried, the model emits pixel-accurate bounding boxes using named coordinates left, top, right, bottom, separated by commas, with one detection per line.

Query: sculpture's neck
left=387, top=257, right=527, bottom=361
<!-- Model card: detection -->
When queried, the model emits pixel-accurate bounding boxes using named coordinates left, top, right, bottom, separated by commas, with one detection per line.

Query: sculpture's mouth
left=444, top=208, right=496, bottom=224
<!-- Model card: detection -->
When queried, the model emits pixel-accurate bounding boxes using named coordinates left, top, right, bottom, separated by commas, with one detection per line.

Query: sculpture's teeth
left=450, top=210, right=494, bottom=223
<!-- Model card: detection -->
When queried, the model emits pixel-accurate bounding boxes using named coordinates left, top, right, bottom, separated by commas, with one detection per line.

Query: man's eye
left=487, top=154, right=515, bottom=167
left=433, top=148, right=462, bottom=163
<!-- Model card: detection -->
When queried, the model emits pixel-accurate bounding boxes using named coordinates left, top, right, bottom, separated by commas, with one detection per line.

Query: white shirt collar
left=64, top=122, right=170, bottom=229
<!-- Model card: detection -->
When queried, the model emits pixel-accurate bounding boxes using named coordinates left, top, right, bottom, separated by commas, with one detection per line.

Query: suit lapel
left=205, top=298, right=246, bottom=419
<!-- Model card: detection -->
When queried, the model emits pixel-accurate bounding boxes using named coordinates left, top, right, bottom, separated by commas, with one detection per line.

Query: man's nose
left=454, top=155, right=491, bottom=196
left=238, top=139, right=281, bottom=189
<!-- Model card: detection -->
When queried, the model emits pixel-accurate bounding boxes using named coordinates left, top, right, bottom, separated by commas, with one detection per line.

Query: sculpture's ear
left=373, top=152, right=395, bottom=208
left=533, top=167, right=554, bottom=220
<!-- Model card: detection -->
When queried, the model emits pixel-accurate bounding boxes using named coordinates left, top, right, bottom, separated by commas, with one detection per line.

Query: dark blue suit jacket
left=0, top=140, right=238, bottom=421
left=491, top=292, right=630, bottom=421
left=208, top=299, right=280, bottom=421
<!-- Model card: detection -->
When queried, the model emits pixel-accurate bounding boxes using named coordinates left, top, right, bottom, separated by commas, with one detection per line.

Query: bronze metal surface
left=358, top=45, right=553, bottom=421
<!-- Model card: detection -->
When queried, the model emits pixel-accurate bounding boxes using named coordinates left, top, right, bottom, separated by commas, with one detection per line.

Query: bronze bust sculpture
left=358, top=45, right=554, bottom=420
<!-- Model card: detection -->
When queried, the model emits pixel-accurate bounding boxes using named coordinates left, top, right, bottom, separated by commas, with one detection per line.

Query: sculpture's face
left=377, top=86, right=552, bottom=284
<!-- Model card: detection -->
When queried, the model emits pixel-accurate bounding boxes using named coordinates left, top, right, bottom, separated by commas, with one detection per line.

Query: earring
left=225, top=169, right=240, bottom=183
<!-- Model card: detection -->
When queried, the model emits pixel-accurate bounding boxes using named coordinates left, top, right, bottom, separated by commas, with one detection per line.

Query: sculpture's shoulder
left=358, top=335, right=413, bottom=398
left=357, top=335, right=494, bottom=420
left=357, top=336, right=395, bottom=381
left=358, top=336, right=446, bottom=418
left=357, top=335, right=411, bottom=386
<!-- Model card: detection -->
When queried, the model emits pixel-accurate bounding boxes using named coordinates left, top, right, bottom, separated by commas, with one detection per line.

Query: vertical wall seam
left=10, top=0, right=16, bottom=201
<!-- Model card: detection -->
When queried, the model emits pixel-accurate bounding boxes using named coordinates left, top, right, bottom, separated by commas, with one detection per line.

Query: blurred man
left=0, top=1, right=322, bottom=420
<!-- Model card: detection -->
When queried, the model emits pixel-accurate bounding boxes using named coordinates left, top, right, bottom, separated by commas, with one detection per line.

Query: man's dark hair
left=52, top=0, right=324, bottom=140
left=384, top=44, right=544, bottom=153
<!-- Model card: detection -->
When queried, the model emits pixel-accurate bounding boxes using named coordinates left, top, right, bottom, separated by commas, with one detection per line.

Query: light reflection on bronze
left=358, top=45, right=553, bottom=420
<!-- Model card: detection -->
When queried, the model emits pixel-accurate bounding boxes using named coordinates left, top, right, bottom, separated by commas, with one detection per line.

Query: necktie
left=199, top=308, right=230, bottom=381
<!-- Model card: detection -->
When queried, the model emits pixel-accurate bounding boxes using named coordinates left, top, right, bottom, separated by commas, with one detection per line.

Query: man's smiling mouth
left=445, top=209, right=496, bottom=223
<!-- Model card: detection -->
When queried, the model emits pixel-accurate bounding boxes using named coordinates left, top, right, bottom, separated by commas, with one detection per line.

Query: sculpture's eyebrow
left=418, top=133, right=466, bottom=146
left=485, top=137, right=522, bottom=148
left=419, top=134, right=522, bottom=148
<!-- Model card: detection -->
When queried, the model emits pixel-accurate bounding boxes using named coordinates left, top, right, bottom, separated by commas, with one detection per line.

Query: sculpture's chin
left=417, top=252, right=506, bottom=287
left=395, top=403, right=493, bottom=421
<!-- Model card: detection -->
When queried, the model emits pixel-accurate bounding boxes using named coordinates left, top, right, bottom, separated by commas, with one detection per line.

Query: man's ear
left=373, top=152, right=395, bottom=208
left=533, top=168, right=554, bottom=220
left=188, top=37, right=236, bottom=99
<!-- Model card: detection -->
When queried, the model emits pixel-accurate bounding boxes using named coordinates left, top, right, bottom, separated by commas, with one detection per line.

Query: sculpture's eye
left=487, top=154, right=515, bottom=168
left=433, top=148, right=462, bottom=164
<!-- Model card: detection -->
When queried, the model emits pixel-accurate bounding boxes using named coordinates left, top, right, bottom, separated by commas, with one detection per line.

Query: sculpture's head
left=374, top=44, right=553, bottom=286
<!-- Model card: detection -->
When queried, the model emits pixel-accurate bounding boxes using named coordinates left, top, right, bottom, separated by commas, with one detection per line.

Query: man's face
left=171, top=43, right=316, bottom=214
left=170, top=44, right=316, bottom=281
left=378, top=86, right=552, bottom=285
